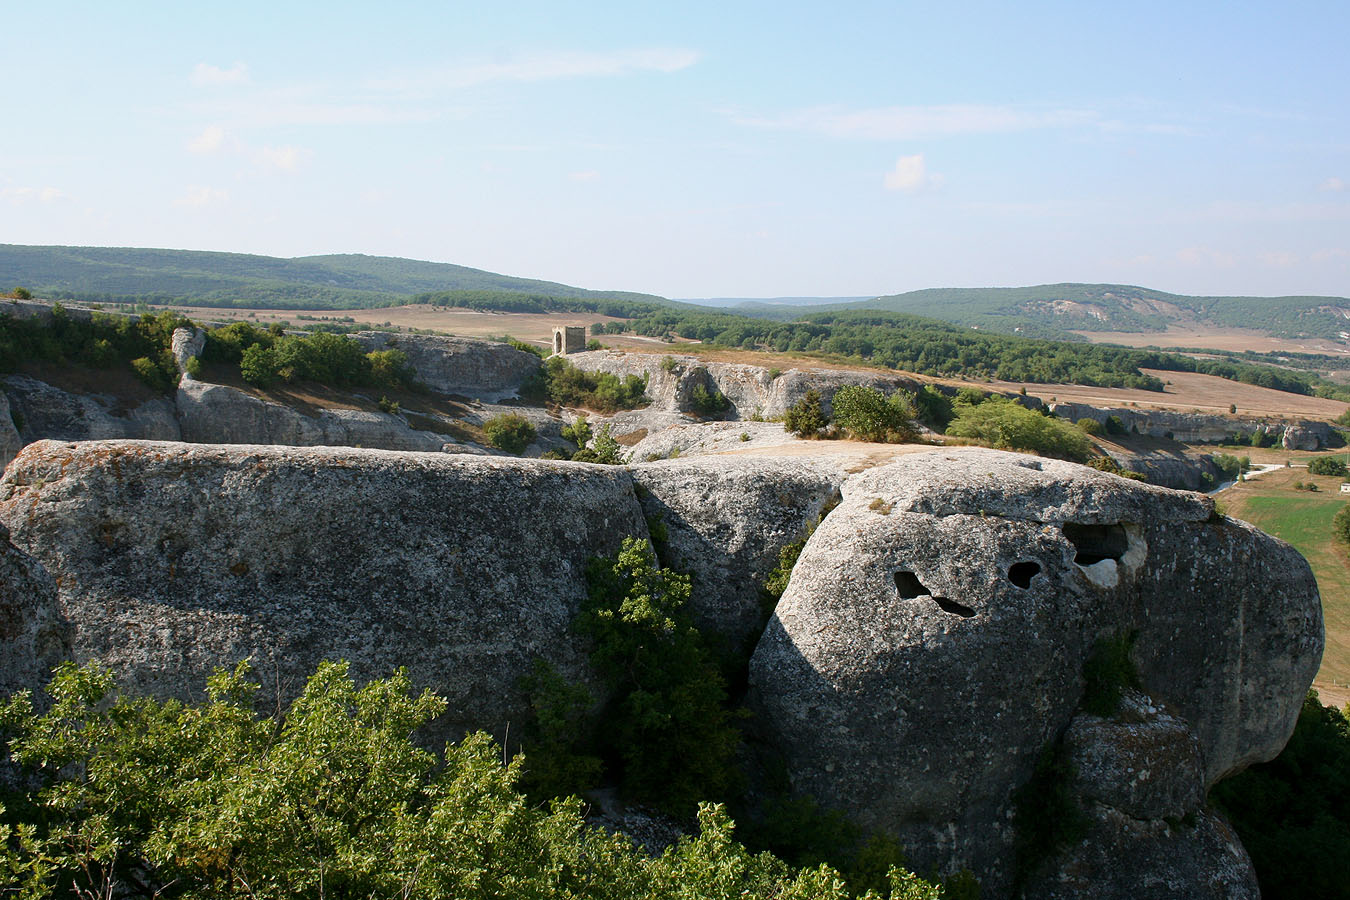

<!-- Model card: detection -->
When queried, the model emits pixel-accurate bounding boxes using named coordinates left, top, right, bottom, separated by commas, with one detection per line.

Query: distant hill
left=839, top=284, right=1350, bottom=341
left=0, top=244, right=670, bottom=310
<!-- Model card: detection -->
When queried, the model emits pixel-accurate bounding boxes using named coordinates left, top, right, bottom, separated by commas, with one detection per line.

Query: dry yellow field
left=1073, top=328, right=1350, bottom=356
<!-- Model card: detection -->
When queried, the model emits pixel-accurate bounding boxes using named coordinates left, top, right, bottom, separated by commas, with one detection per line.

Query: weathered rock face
left=565, top=351, right=941, bottom=420
left=176, top=380, right=451, bottom=452
left=353, top=332, right=542, bottom=401
left=747, top=448, right=1321, bottom=895
left=170, top=326, right=206, bottom=375
left=0, top=392, right=21, bottom=473
left=1025, top=695, right=1260, bottom=898
left=0, top=440, right=649, bottom=741
left=630, top=457, right=843, bottom=649
left=1103, top=444, right=1221, bottom=492
left=3, top=375, right=181, bottom=449
left=1051, top=401, right=1336, bottom=449
left=0, top=522, right=68, bottom=697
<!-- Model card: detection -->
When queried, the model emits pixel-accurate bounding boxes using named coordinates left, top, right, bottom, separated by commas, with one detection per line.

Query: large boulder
left=0, top=440, right=650, bottom=740
left=0, top=392, right=21, bottom=473
left=748, top=448, right=1322, bottom=895
left=353, top=333, right=542, bottom=402
left=176, top=380, right=450, bottom=452
left=629, top=457, right=843, bottom=650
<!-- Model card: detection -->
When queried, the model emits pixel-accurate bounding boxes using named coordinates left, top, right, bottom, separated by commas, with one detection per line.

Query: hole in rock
left=1008, top=561, right=1041, bottom=589
left=932, top=596, right=977, bottom=618
left=894, top=570, right=976, bottom=617
left=1063, top=523, right=1129, bottom=566
left=894, top=570, right=928, bottom=599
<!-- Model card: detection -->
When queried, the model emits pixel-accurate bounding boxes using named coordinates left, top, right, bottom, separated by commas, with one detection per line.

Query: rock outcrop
left=1051, top=401, right=1337, bottom=449
left=0, top=393, right=21, bottom=473
left=565, top=350, right=942, bottom=420
left=748, top=449, right=1321, bottom=895
left=0, top=440, right=649, bottom=742
left=3, top=375, right=181, bottom=456
left=353, top=332, right=542, bottom=401
left=176, top=380, right=453, bottom=452
left=630, top=457, right=843, bottom=649
left=170, top=326, right=206, bottom=376
left=0, top=440, right=1324, bottom=897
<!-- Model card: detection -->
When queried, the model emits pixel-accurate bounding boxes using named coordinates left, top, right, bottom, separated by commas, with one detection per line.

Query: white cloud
left=1258, top=251, right=1299, bottom=267
left=176, top=185, right=228, bottom=207
left=372, top=48, right=700, bottom=93
left=192, top=62, right=250, bottom=86
left=187, top=124, right=229, bottom=154
left=1311, top=248, right=1349, bottom=262
left=737, top=104, right=1095, bottom=140
left=1321, top=176, right=1347, bottom=192
left=569, top=170, right=600, bottom=182
left=1, top=186, right=65, bottom=204
left=256, top=144, right=311, bottom=171
left=884, top=154, right=942, bottom=193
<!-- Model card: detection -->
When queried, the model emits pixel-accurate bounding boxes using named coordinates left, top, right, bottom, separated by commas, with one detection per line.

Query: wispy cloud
left=883, top=154, right=942, bottom=193
left=175, top=185, right=229, bottom=207
left=257, top=145, right=311, bottom=171
left=371, top=48, right=700, bottom=93
left=187, top=124, right=229, bottom=154
left=569, top=170, right=600, bottom=182
left=191, top=62, right=250, bottom=86
left=1321, top=176, right=1347, bottom=192
left=1258, top=251, right=1299, bottom=267
left=1, top=186, right=65, bottom=204
left=735, top=103, right=1095, bottom=140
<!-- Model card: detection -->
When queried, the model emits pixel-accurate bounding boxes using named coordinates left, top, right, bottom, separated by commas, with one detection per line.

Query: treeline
left=202, top=322, right=414, bottom=391
left=410, top=289, right=670, bottom=319
left=0, top=303, right=186, bottom=391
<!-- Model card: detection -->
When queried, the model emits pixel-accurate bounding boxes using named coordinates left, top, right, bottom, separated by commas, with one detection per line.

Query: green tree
left=830, top=386, right=919, bottom=443
left=946, top=397, right=1094, bottom=462
left=483, top=413, right=537, bottom=453
left=1308, top=456, right=1347, bottom=477
left=239, top=343, right=280, bottom=387
left=784, top=390, right=828, bottom=438
left=1334, top=505, right=1350, bottom=549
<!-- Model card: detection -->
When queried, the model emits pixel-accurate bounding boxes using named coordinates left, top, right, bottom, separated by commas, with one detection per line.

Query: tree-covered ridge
left=608, top=306, right=1350, bottom=397
left=847, top=283, right=1350, bottom=341
left=0, top=244, right=670, bottom=310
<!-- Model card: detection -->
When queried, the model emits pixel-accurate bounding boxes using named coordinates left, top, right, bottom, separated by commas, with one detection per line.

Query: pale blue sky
left=3, top=1, right=1347, bottom=298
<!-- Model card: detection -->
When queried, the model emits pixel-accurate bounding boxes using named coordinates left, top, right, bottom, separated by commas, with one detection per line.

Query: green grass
left=1224, top=470, right=1350, bottom=694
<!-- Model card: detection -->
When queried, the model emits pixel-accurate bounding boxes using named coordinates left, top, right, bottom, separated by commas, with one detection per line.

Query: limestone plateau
left=0, top=439, right=1323, bottom=899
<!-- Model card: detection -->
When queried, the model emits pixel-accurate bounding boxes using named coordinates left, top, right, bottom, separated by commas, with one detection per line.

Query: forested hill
left=835, top=283, right=1350, bottom=341
left=0, top=244, right=668, bottom=310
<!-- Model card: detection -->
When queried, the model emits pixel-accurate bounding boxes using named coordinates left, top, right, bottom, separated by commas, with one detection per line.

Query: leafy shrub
left=661, top=355, right=680, bottom=373
left=239, top=343, right=279, bottom=387
left=570, top=423, right=624, bottom=465
left=575, top=537, right=742, bottom=814
left=10, top=286, right=32, bottom=300
left=184, top=355, right=203, bottom=379
left=1075, top=417, right=1103, bottom=435
left=1084, top=456, right=1147, bottom=481
left=483, top=413, right=536, bottom=453
left=521, top=356, right=649, bottom=413
left=377, top=395, right=400, bottom=415
left=1212, top=453, right=1249, bottom=480
left=784, top=389, right=828, bottom=438
left=0, top=660, right=945, bottom=899
left=946, top=397, right=1094, bottom=462
left=1103, top=415, right=1128, bottom=435
left=560, top=415, right=592, bottom=448
left=690, top=379, right=731, bottom=417
left=366, top=348, right=413, bottom=389
left=1334, top=505, right=1350, bottom=549
left=954, top=387, right=987, bottom=406
left=130, top=354, right=177, bottom=392
left=831, top=386, right=919, bottom=443
left=912, top=385, right=953, bottom=430
left=1080, top=632, right=1140, bottom=717
left=1308, top=455, right=1347, bottom=477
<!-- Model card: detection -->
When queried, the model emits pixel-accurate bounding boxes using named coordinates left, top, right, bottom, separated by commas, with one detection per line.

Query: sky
left=2, top=1, right=1348, bottom=299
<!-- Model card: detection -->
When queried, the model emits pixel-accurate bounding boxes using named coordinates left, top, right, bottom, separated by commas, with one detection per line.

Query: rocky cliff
left=1051, top=401, right=1337, bottom=449
left=748, top=449, right=1321, bottom=896
left=0, top=439, right=1324, bottom=897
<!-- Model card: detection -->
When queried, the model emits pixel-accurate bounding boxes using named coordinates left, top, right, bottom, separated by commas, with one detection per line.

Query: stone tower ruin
left=551, top=326, right=586, bottom=356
